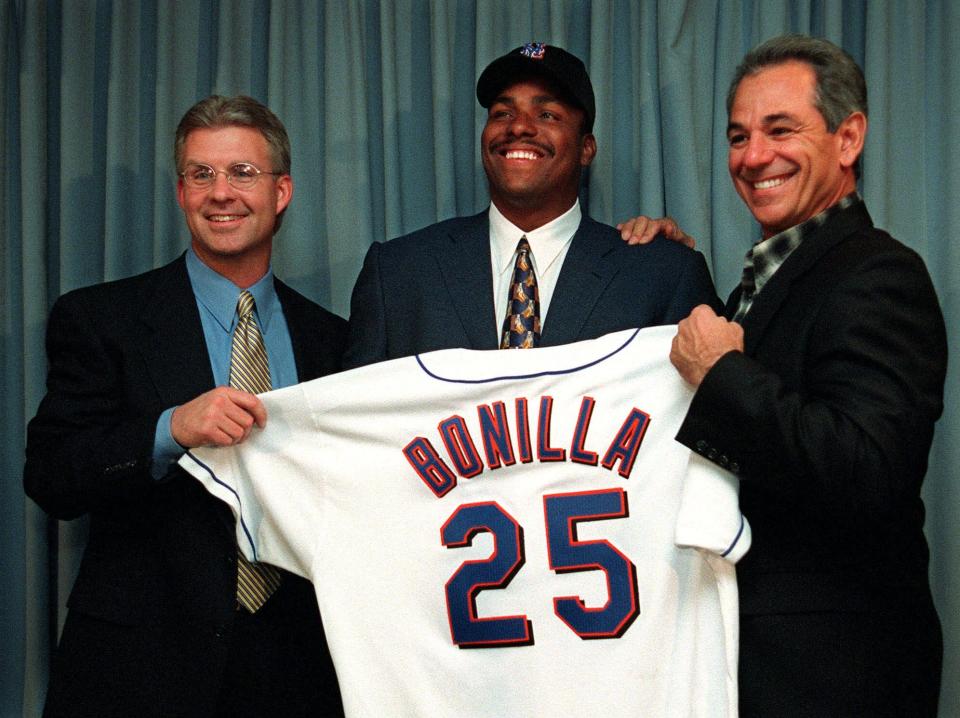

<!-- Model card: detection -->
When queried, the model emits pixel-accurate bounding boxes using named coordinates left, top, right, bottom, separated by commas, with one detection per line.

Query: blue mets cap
left=476, top=43, right=596, bottom=133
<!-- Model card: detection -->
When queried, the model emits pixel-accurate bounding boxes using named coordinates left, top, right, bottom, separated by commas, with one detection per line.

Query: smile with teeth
left=752, top=176, right=788, bottom=190
left=504, top=149, right=541, bottom=160
left=208, top=214, right=245, bottom=222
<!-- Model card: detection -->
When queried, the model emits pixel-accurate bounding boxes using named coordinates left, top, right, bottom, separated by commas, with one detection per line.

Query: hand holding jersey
left=670, top=305, right=746, bottom=387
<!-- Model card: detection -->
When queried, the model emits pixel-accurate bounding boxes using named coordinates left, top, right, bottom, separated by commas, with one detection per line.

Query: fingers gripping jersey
left=181, top=326, right=750, bottom=717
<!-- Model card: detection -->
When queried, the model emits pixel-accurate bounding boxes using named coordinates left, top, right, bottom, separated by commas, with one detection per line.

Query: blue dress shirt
left=151, top=249, right=297, bottom=476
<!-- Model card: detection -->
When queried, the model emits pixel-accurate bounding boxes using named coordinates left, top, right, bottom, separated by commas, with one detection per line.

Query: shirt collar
left=185, top=248, right=278, bottom=333
left=747, top=192, right=860, bottom=296
left=489, top=200, right=582, bottom=275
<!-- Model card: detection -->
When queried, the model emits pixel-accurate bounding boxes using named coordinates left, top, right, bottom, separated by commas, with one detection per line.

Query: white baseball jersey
left=181, top=326, right=750, bottom=717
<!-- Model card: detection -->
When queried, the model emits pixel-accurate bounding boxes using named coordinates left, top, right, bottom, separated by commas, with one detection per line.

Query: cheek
left=180, top=195, right=202, bottom=216
left=727, top=150, right=741, bottom=176
left=480, top=123, right=497, bottom=147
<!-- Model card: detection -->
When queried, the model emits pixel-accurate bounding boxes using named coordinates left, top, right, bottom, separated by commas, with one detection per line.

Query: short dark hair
left=727, top=34, right=867, bottom=177
left=174, top=95, right=291, bottom=175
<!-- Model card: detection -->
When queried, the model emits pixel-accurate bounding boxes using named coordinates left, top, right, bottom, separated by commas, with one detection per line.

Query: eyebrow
left=183, top=160, right=259, bottom=167
left=727, top=113, right=800, bottom=133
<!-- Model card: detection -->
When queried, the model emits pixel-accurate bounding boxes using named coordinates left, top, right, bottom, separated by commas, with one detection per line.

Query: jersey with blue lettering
left=181, top=326, right=750, bottom=717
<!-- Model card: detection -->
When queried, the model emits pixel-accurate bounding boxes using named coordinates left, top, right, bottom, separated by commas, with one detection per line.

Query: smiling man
left=344, top=43, right=719, bottom=367
left=668, top=35, right=947, bottom=716
left=25, top=95, right=345, bottom=716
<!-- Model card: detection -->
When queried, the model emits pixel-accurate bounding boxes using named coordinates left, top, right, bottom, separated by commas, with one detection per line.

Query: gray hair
left=727, top=34, right=867, bottom=176
left=174, top=95, right=291, bottom=175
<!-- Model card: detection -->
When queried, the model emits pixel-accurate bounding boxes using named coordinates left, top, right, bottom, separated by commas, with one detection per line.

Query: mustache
left=489, top=140, right=555, bottom=157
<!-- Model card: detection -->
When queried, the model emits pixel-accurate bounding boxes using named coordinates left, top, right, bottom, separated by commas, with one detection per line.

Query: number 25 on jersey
left=441, top=488, right=638, bottom=648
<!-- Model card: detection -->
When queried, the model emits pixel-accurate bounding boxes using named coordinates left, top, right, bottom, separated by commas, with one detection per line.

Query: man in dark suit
left=344, top=43, right=718, bottom=368
left=25, top=96, right=345, bottom=716
left=667, top=35, right=946, bottom=716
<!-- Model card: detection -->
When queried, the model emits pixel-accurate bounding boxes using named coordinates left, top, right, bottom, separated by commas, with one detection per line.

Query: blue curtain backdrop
left=2, top=1, right=958, bottom=715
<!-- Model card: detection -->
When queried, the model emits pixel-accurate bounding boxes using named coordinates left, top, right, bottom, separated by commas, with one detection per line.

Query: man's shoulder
left=54, top=255, right=188, bottom=312
left=779, top=208, right=937, bottom=315
left=273, top=277, right=346, bottom=329
left=577, top=213, right=704, bottom=263
left=825, top=227, right=932, bottom=290
left=842, top=224, right=916, bottom=256
left=379, top=212, right=488, bottom=253
left=812, top=201, right=925, bottom=269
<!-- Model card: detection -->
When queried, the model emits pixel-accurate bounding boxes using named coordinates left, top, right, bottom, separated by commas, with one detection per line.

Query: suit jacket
left=343, top=211, right=720, bottom=368
left=676, top=200, right=946, bottom=714
left=24, top=255, right=347, bottom=717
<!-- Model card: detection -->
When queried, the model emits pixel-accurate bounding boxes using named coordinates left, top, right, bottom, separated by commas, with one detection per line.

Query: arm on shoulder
left=617, top=215, right=696, bottom=248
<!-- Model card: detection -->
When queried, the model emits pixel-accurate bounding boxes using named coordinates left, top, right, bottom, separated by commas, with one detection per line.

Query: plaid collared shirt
left=732, top=193, right=859, bottom=323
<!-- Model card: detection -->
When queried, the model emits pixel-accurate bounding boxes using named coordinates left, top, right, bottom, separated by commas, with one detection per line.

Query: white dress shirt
left=489, top=200, right=582, bottom=341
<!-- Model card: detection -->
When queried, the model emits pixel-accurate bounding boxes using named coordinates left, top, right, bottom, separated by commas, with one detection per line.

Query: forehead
left=730, top=60, right=819, bottom=119
left=182, top=125, right=271, bottom=163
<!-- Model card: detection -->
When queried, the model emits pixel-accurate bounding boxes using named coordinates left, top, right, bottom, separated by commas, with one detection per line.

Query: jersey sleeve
left=179, top=383, right=325, bottom=580
left=674, top=453, right=751, bottom=563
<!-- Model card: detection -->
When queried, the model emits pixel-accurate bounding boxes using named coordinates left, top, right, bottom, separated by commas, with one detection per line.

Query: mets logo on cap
left=521, top=42, right=546, bottom=60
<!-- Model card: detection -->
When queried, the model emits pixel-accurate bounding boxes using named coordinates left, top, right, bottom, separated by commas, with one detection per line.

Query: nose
left=208, top=170, right=235, bottom=199
left=740, top=133, right=774, bottom=168
left=507, top=110, right=537, bottom=138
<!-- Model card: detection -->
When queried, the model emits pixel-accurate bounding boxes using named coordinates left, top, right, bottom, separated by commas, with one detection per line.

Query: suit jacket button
left=719, top=455, right=729, bottom=468
left=695, top=440, right=708, bottom=453
left=729, top=461, right=740, bottom=474
left=707, top=447, right=718, bottom=460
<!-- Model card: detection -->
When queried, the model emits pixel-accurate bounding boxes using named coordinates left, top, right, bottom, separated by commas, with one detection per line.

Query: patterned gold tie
left=229, top=290, right=282, bottom=612
left=500, top=236, right=541, bottom=349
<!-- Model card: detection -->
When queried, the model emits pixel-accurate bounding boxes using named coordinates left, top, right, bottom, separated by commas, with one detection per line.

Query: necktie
left=500, top=237, right=541, bottom=349
left=229, top=290, right=282, bottom=612
left=731, top=248, right=756, bottom=323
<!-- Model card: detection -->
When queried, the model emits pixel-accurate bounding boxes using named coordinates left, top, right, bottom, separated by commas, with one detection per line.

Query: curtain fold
left=3, top=1, right=957, bottom=715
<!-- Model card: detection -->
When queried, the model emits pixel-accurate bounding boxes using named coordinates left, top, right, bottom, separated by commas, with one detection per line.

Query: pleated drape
left=3, top=1, right=958, bottom=715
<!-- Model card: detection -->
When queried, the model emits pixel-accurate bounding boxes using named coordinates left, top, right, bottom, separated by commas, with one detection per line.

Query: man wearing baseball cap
left=344, top=43, right=719, bottom=367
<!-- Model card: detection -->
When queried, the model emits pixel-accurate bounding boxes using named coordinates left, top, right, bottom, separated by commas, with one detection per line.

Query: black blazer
left=676, top=200, right=946, bottom=714
left=343, top=211, right=720, bottom=368
left=25, top=255, right=347, bottom=717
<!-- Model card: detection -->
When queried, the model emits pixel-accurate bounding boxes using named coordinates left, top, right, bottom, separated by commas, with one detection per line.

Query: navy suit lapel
left=138, top=256, right=215, bottom=407
left=436, top=213, right=499, bottom=350
left=738, top=201, right=874, bottom=355
left=540, top=216, right=619, bottom=346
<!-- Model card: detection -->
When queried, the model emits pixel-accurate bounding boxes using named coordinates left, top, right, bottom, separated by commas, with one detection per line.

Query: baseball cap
left=476, top=43, right=596, bottom=133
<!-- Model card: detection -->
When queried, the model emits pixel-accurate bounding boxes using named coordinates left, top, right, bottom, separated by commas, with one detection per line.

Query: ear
left=275, top=174, right=294, bottom=214
left=837, top=111, right=866, bottom=171
left=176, top=177, right=187, bottom=211
left=580, top=134, right=597, bottom=167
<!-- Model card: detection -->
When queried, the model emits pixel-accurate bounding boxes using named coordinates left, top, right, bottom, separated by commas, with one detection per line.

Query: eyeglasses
left=179, top=162, right=282, bottom=190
